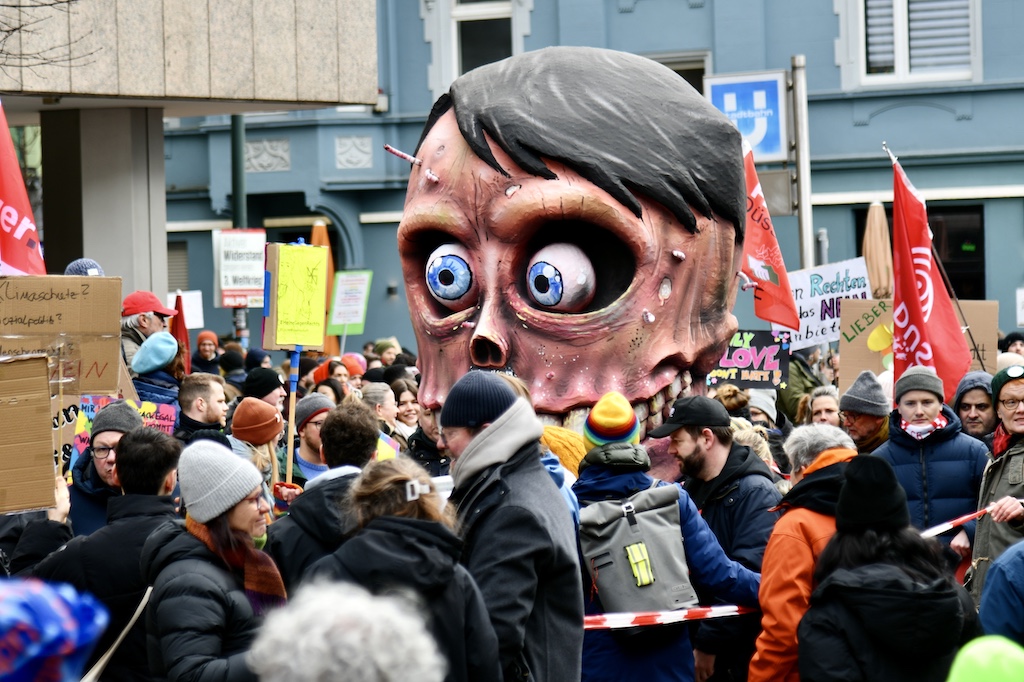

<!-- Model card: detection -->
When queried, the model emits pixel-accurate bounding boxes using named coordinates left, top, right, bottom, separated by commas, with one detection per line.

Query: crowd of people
left=4, top=287, right=1024, bottom=681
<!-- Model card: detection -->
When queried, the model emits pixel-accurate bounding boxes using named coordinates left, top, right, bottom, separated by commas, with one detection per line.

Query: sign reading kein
left=705, top=71, right=789, bottom=163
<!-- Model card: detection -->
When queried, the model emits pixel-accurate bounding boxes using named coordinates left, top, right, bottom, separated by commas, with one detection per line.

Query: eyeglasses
left=242, top=492, right=267, bottom=509
left=308, top=419, right=327, bottom=431
left=92, top=445, right=116, bottom=460
left=1000, top=398, right=1024, bottom=411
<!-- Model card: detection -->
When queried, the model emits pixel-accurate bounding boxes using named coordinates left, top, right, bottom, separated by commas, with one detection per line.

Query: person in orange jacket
left=748, top=424, right=857, bottom=682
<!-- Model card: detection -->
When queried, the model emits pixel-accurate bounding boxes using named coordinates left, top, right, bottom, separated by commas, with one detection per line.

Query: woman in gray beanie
left=141, top=440, right=286, bottom=681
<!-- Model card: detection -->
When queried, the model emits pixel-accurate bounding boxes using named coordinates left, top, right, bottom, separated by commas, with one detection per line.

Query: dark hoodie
left=69, top=454, right=120, bottom=536
left=684, top=443, right=782, bottom=679
left=307, top=516, right=501, bottom=682
left=265, top=468, right=359, bottom=593
left=798, top=563, right=976, bottom=682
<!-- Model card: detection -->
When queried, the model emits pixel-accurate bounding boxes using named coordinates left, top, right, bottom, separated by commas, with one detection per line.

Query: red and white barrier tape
left=920, top=506, right=991, bottom=539
left=584, top=604, right=757, bottom=630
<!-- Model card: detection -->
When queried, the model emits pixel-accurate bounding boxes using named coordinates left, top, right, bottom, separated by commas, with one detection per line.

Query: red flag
left=890, top=151, right=970, bottom=404
left=740, top=142, right=800, bottom=330
left=170, top=293, right=191, bottom=374
left=0, top=101, right=44, bottom=275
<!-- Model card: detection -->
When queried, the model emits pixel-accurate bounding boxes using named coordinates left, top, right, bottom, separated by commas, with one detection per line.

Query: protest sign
left=777, top=257, right=872, bottom=351
left=262, top=243, right=329, bottom=351
left=0, top=356, right=55, bottom=513
left=213, top=228, right=266, bottom=308
left=0, top=276, right=121, bottom=394
left=707, top=330, right=790, bottom=389
left=327, top=270, right=373, bottom=336
left=71, top=396, right=179, bottom=473
left=838, top=299, right=998, bottom=396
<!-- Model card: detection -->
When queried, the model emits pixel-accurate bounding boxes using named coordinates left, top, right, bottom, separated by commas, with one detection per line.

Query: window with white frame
left=421, top=0, right=533, bottom=102
left=835, top=0, right=980, bottom=90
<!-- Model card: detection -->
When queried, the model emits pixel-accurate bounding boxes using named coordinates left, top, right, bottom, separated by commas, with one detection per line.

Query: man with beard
left=652, top=396, right=781, bottom=682
left=953, top=371, right=997, bottom=442
left=174, top=373, right=228, bottom=444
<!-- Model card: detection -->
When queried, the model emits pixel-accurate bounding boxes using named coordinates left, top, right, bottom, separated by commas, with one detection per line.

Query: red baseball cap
left=121, top=290, right=178, bottom=317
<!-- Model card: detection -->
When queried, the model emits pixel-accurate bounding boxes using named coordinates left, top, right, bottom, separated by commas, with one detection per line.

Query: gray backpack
left=578, top=482, right=698, bottom=613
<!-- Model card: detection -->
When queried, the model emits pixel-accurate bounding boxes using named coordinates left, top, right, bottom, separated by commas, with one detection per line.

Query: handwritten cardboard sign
left=838, top=299, right=998, bottom=396
left=0, top=356, right=55, bottom=513
left=71, top=396, right=179, bottom=473
left=777, top=257, right=872, bottom=351
left=263, top=243, right=328, bottom=350
left=708, top=330, right=790, bottom=389
left=0, top=276, right=121, bottom=394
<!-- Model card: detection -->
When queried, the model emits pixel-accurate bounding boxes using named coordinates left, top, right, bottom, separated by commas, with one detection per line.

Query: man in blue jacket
left=874, top=366, right=988, bottom=566
left=574, top=392, right=762, bottom=682
left=653, top=396, right=782, bottom=682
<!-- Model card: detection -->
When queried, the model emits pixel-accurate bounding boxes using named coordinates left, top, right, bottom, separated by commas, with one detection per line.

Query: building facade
left=165, top=0, right=1024, bottom=356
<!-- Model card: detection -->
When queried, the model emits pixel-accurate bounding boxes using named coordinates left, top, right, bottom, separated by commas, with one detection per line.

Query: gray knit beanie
left=747, top=389, right=778, bottom=425
left=178, top=440, right=263, bottom=524
left=90, top=401, right=144, bottom=446
left=840, top=371, right=891, bottom=416
left=295, top=393, right=335, bottom=430
left=894, top=365, right=945, bottom=403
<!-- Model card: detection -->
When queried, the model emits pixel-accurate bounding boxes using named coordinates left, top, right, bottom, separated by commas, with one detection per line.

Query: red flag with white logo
left=889, top=150, right=970, bottom=404
left=740, top=141, right=800, bottom=330
left=0, top=101, right=45, bottom=275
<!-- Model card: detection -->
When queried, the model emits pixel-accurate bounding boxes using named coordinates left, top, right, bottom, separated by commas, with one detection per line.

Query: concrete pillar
left=41, top=108, right=167, bottom=297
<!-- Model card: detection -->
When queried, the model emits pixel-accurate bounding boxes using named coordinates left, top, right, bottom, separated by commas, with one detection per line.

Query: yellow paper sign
left=275, top=245, right=328, bottom=346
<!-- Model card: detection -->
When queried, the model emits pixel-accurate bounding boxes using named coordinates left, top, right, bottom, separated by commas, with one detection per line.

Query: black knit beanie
left=440, top=371, right=518, bottom=429
left=836, top=456, right=910, bottom=533
left=244, top=367, right=284, bottom=399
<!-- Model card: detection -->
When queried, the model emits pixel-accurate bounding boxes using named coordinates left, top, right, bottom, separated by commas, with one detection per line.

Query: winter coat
left=978, top=538, right=1024, bottom=646
left=573, top=442, right=762, bottom=682
left=70, top=452, right=121, bottom=536
left=140, top=520, right=261, bottom=682
left=122, top=327, right=146, bottom=375
left=971, top=435, right=1024, bottom=601
left=450, top=398, right=583, bottom=682
left=749, top=447, right=856, bottom=682
left=307, top=516, right=501, bottom=682
left=133, top=369, right=181, bottom=407
left=874, top=406, right=989, bottom=545
left=778, top=355, right=823, bottom=423
left=265, top=467, right=360, bottom=593
left=0, top=514, right=71, bottom=577
left=190, top=352, right=221, bottom=375
left=798, top=563, right=974, bottom=682
left=173, top=413, right=223, bottom=445
left=407, top=426, right=450, bottom=477
left=33, top=495, right=179, bottom=682
left=684, top=442, right=782, bottom=680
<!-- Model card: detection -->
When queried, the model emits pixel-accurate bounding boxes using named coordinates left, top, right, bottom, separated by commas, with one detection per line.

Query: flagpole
left=883, top=141, right=985, bottom=372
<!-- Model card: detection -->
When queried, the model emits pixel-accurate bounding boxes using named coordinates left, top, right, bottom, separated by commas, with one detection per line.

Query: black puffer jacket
left=798, top=563, right=976, bottom=682
left=140, top=520, right=260, bottom=682
left=307, top=516, right=500, bottom=682
left=407, top=426, right=450, bottom=476
left=265, top=469, right=359, bottom=593
left=33, top=495, right=177, bottom=682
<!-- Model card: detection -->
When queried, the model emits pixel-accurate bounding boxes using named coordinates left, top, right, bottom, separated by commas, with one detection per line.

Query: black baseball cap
left=648, top=396, right=731, bottom=437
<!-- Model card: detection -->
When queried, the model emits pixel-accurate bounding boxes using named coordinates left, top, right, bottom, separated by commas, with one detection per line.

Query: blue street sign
left=705, top=71, right=789, bottom=163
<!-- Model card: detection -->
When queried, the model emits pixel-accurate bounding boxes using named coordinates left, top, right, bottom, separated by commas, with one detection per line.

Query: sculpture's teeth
left=648, top=391, right=665, bottom=415
left=563, top=406, right=591, bottom=433
left=536, top=413, right=563, bottom=428
left=632, top=401, right=649, bottom=423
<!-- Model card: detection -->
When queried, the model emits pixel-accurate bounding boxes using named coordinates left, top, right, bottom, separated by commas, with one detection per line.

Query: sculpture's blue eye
left=526, top=243, right=596, bottom=313
left=426, top=244, right=475, bottom=308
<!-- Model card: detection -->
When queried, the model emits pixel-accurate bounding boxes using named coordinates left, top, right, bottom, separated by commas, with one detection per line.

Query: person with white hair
left=749, top=425, right=857, bottom=682
left=248, top=582, right=447, bottom=682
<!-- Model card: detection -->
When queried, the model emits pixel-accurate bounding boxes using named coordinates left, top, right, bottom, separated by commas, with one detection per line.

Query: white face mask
left=904, top=422, right=937, bottom=441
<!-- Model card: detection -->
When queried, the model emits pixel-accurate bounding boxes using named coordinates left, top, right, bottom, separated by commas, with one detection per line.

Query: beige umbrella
left=311, top=220, right=340, bottom=357
left=863, top=201, right=894, bottom=299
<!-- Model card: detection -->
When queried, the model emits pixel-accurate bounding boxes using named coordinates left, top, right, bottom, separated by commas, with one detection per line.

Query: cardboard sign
left=327, top=270, right=373, bottom=335
left=165, top=290, right=205, bottom=329
left=51, top=393, right=80, bottom=476
left=0, top=356, right=55, bottom=513
left=0, top=276, right=121, bottom=394
left=262, top=243, right=329, bottom=350
left=71, top=396, right=179, bottom=472
left=777, top=257, right=872, bottom=351
left=838, top=299, right=999, bottom=396
left=708, top=330, right=790, bottom=389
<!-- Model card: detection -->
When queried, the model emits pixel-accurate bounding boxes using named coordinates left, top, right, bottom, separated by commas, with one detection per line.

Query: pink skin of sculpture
left=398, top=111, right=741, bottom=478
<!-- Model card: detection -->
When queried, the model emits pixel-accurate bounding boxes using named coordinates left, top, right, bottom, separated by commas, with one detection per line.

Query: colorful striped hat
left=583, top=391, right=640, bottom=453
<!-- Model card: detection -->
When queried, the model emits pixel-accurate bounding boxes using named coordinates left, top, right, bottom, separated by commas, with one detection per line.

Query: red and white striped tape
left=584, top=604, right=757, bottom=630
left=920, top=507, right=991, bottom=539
